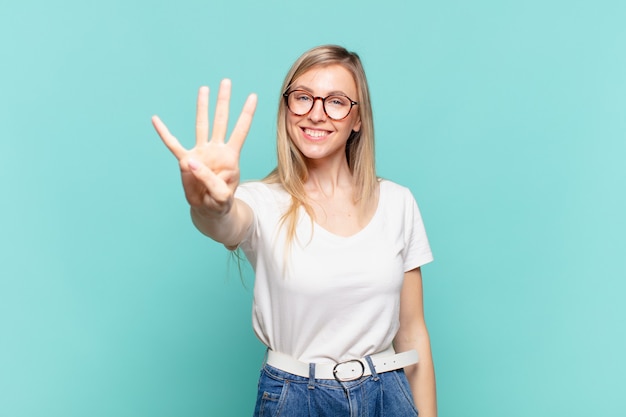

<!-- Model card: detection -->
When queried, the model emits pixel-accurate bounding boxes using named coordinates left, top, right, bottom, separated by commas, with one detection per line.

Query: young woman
left=152, top=45, right=437, bottom=417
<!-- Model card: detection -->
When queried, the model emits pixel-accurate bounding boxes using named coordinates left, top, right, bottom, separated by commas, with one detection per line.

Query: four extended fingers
left=154, top=79, right=256, bottom=158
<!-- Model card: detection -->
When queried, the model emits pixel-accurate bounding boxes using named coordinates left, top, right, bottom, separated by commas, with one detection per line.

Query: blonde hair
left=264, top=45, right=377, bottom=243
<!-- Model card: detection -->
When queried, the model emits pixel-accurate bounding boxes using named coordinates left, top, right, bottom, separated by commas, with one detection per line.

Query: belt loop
left=308, top=363, right=316, bottom=390
left=364, top=356, right=380, bottom=381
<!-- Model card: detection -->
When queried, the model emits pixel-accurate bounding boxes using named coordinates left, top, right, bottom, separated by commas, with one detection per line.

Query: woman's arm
left=393, top=267, right=437, bottom=417
left=190, top=198, right=253, bottom=248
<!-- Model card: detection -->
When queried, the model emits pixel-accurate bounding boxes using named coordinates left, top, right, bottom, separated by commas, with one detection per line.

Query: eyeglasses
left=283, top=90, right=358, bottom=121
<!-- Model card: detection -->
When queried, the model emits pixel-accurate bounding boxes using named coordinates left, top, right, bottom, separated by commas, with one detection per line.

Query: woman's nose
left=308, top=98, right=327, bottom=122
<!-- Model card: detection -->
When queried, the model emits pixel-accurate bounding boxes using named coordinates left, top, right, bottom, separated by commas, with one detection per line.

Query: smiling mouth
left=303, top=128, right=330, bottom=138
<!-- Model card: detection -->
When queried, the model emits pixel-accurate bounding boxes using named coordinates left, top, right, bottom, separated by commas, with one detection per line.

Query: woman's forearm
left=404, top=334, right=437, bottom=417
left=190, top=198, right=252, bottom=248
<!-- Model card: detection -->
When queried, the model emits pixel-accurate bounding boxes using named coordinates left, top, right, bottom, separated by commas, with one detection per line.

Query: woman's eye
left=328, top=96, right=348, bottom=106
left=295, top=93, right=312, bottom=102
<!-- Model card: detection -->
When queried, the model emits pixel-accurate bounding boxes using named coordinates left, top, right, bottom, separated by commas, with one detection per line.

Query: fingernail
left=188, top=158, right=199, bottom=171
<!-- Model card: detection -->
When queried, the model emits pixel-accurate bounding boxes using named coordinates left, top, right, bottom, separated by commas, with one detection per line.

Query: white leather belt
left=265, top=347, right=419, bottom=381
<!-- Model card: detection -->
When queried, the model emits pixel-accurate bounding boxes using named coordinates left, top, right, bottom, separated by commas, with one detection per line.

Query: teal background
left=1, top=0, right=624, bottom=416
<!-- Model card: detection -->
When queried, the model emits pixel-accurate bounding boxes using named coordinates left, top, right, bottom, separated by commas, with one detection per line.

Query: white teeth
left=304, top=128, right=328, bottom=138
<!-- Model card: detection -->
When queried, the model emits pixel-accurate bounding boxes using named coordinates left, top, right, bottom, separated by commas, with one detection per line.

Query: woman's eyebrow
left=290, top=85, right=351, bottom=96
left=290, top=84, right=313, bottom=93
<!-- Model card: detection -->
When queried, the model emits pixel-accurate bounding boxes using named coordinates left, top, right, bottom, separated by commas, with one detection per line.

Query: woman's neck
left=304, top=157, right=354, bottom=199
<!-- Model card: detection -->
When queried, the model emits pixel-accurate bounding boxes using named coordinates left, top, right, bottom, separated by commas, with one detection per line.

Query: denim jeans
left=253, top=359, right=419, bottom=417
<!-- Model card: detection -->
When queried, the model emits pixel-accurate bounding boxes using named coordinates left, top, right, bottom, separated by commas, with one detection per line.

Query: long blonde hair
left=263, top=45, right=377, bottom=243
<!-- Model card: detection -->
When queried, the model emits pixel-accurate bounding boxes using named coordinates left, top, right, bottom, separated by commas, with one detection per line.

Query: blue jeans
left=253, top=360, right=419, bottom=417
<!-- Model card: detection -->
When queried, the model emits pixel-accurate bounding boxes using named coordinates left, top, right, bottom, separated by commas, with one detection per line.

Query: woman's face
left=285, top=64, right=361, bottom=165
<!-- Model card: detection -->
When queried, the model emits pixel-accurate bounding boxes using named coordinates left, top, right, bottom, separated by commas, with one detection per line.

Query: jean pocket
left=389, top=370, right=419, bottom=416
left=255, top=370, right=290, bottom=417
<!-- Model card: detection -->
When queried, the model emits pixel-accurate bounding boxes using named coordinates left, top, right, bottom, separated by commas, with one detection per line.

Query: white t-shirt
left=235, top=179, right=433, bottom=363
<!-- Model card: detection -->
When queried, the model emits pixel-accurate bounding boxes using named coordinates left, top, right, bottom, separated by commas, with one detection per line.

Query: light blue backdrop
left=1, top=0, right=624, bottom=416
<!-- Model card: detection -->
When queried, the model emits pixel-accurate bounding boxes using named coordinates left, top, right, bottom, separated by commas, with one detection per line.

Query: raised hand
left=152, top=80, right=257, bottom=218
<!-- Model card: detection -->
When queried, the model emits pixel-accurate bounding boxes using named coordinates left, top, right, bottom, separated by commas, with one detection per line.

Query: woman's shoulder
left=377, top=179, right=428, bottom=230
left=378, top=178, right=415, bottom=200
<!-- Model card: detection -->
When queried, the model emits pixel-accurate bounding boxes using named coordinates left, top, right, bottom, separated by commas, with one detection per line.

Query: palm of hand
left=180, top=140, right=241, bottom=211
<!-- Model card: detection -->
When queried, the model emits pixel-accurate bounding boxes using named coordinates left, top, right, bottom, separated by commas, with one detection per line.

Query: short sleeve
left=233, top=182, right=263, bottom=250
left=233, top=181, right=291, bottom=253
left=402, top=191, right=434, bottom=272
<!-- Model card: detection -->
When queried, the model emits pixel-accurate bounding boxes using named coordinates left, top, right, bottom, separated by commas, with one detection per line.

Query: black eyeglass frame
left=282, top=90, right=359, bottom=121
